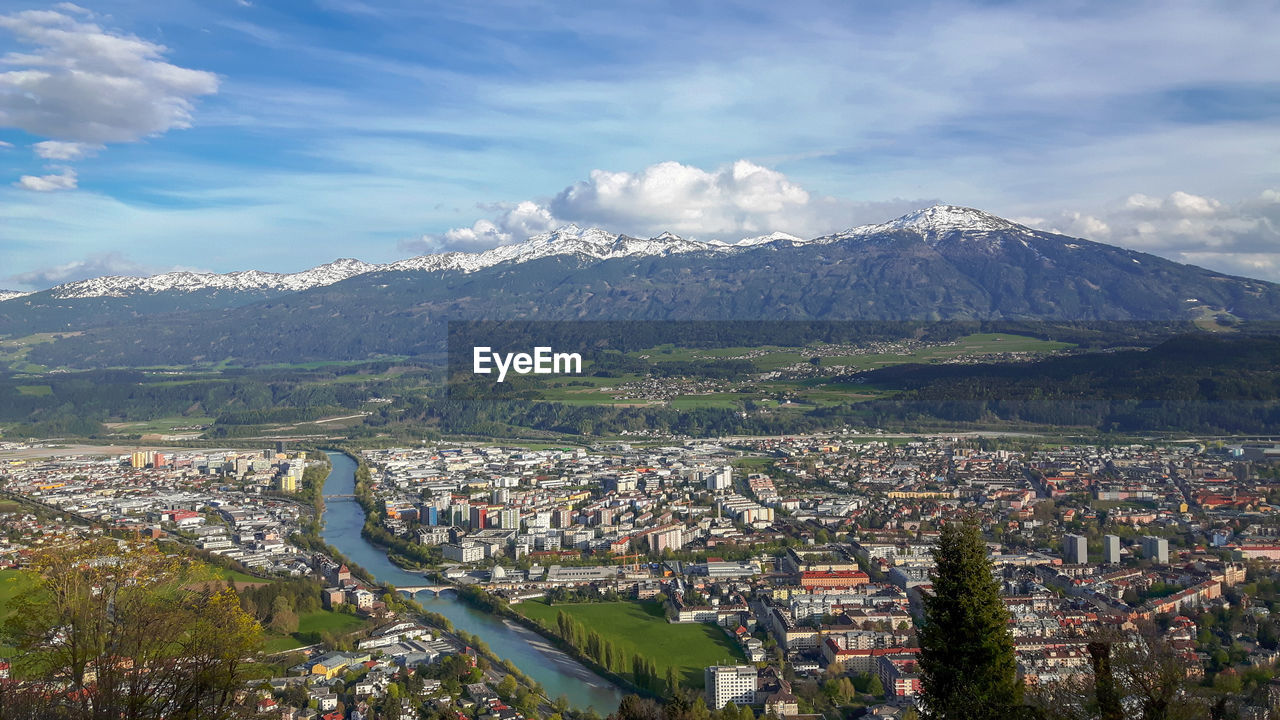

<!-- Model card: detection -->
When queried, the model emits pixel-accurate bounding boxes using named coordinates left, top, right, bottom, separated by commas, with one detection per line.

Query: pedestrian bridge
left=396, top=585, right=457, bottom=596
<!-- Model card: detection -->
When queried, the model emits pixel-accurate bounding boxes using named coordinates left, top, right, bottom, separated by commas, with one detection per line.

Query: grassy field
left=297, top=608, right=367, bottom=635
left=0, top=568, right=35, bottom=611
left=0, top=569, right=37, bottom=657
left=517, top=600, right=746, bottom=688
left=639, top=333, right=1071, bottom=372
left=213, top=565, right=266, bottom=584
left=263, top=608, right=368, bottom=653
left=102, top=416, right=213, bottom=434
left=530, top=333, right=1064, bottom=411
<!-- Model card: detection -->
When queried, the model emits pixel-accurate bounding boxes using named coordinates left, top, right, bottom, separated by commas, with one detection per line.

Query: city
left=4, top=435, right=1280, bottom=717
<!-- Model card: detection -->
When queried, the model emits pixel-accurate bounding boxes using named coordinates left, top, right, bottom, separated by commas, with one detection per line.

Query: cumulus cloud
left=550, top=160, right=814, bottom=238
left=401, top=200, right=559, bottom=254
left=404, top=159, right=933, bottom=254
left=1028, top=189, right=1280, bottom=281
left=7, top=251, right=149, bottom=287
left=32, top=140, right=101, bottom=160
left=15, top=168, right=76, bottom=191
left=0, top=8, right=219, bottom=144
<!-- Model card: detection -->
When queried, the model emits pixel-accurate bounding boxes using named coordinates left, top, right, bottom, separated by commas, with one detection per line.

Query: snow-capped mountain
left=49, top=258, right=380, bottom=300
left=37, top=206, right=1044, bottom=300
left=0, top=290, right=30, bottom=303
left=712, top=231, right=804, bottom=247
left=385, top=224, right=712, bottom=274
left=45, top=224, right=750, bottom=299
left=13, top=203, right=1280, bottom=368
left=810, top=205, right=1035, bottom=247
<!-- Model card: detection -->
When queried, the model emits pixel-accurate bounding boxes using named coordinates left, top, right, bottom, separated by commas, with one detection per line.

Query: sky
left=1, top=0, right=1279, bottom=290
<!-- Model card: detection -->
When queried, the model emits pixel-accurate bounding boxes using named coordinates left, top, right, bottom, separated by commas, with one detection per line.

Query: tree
left=0, top=539, right=262, bottom=720
left=918, top=521, right=1021, bottom=720
left=269, top=594, right=299, bottom=634
left=613, top=695, right=663, bottom=720
left=866, top=674, right=884, bottom=699
left=1025, top=628, right=1198, bottom=720
left=498, top=674, right=519, bottom=700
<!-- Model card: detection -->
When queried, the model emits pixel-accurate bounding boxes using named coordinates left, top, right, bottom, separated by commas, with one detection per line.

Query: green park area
left=517, top=599, right=747, bottom=689
left=533, top=332, right=1069, bottom=411
left=263, top=608, right=368, bottom=653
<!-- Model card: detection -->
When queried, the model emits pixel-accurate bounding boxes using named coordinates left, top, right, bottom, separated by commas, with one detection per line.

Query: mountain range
left=5, top=205, right=1279, bottom=368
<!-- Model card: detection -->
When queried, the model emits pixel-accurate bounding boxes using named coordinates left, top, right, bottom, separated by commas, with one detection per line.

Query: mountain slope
left=17, top=206, right=1280, bottom=368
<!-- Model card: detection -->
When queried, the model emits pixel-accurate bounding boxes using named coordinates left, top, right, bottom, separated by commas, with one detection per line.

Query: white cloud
left=1168, top=190, right=1221, bottom=216
left=7, top=250, right=149, bottom=287
left=15, top=168, right=76, bottom=191
left=0, top=8, right=219, bottom=144
left=401, top=200, right=559, bottom=254
left=0, top=140, right=12, bottom=149
left=550, top=160, right=814, bottom=238
left=1028, top=189, right=1280, bottom=280
left=1124, top=194, right=1163, bottom=212
left=404, top=159, right=933, bottom=253
left=32, top=140, right=101, bottom=160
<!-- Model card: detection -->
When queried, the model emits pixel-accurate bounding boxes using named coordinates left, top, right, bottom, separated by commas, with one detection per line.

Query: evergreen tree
left=918, top=521, right=1021, bottom=720
left=666, top=665, right=681, bottom=696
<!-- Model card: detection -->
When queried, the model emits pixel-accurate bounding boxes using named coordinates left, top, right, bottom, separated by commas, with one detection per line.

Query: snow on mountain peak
left=720, top=231, right=804, bottom=247
left=39, top=205, right=1038, bottom=300
left=846, top=204, right=1028, bottom=240
left=50, top=257, right=380, bottom=299
left=0, top=290, right=31, bottom=303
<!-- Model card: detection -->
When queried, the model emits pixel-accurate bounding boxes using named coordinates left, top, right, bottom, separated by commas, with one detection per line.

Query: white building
left=705, top=665, right=756, bottom=709
left=1141, top=536, right=1169, bottom=564
left=1104, top=534, right=1121, bottom=564
left=442, top=541, right=485, bottom=563
left=705, top=466, right=733, bottom=492
left=1064, top=534, right=1088, bottom=564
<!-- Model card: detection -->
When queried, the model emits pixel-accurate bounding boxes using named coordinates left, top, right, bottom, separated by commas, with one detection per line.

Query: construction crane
left=611, top=552, right=645, bottom=573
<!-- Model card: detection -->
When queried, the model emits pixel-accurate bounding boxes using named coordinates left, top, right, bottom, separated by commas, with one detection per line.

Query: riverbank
left=316, top=450, right=625, bottom=712
left=455, top=586, right=657, bottom=699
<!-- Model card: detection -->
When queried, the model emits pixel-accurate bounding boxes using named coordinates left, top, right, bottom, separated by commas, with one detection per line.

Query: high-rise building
left=1064, top=534, right=1088, bottom=564
left=706, top=466, right=733, bottom=492
left=1141, top=536, right=1169, bottom=564
left=1104, top=534, right=1122, bottom=564
left=498, top=508, right=520, bottom=530
left=470, top=504, right=489, bottom=530
left=552, top=507, right=573, bottom=528
left=705, top=665, right=756, bottom=709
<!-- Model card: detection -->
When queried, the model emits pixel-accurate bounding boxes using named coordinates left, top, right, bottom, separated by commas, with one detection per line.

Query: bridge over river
left=396, top=585, right=456, bottom=596
left=318, top=450, right=623, bottom=712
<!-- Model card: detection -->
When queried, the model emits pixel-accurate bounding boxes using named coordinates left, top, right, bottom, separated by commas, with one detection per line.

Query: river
left=319, top=451, right=624, bottom=713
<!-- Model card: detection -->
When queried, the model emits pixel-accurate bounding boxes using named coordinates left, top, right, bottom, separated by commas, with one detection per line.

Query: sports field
left=517, top=599, right=746, bottom=688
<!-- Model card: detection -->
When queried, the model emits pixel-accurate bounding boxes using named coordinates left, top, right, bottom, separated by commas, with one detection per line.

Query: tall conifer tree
left=918, top=521, right=1021, bottom=720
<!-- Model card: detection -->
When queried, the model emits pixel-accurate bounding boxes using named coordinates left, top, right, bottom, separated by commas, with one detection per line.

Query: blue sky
left=2, top=0, right=1279, bottom=288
